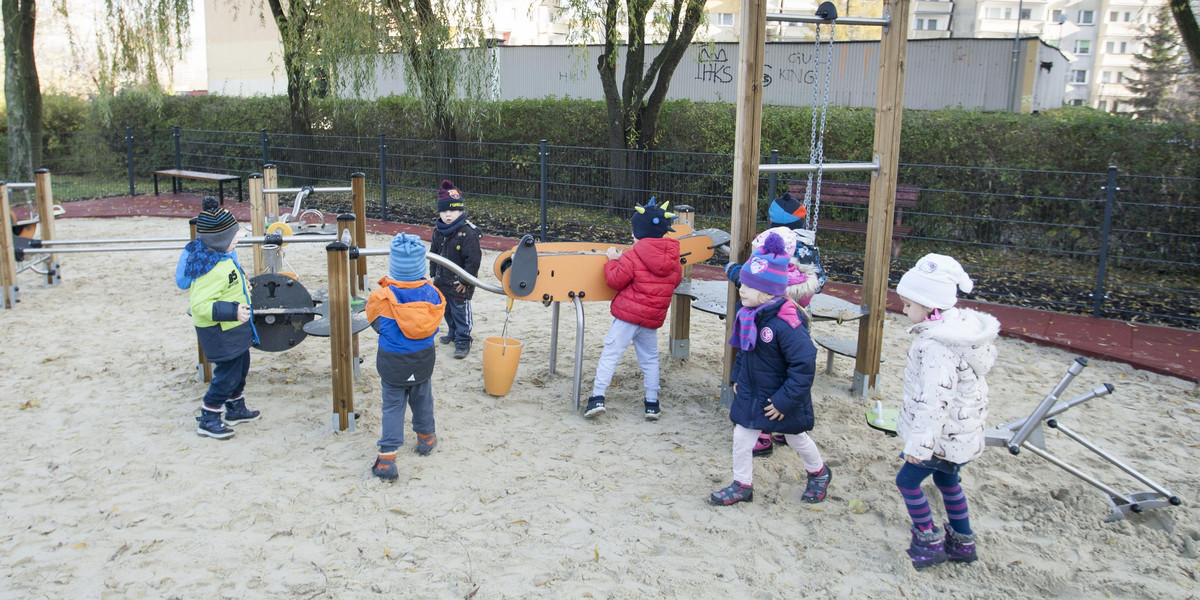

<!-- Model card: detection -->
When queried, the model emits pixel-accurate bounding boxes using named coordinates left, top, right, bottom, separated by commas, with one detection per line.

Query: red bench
left=788, top=180, right=919, bottom=257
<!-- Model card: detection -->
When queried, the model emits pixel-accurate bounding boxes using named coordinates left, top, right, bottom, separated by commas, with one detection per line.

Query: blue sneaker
left=584, top=395, right=605, bottom=418
left=644, top=400, right=661, bottom=421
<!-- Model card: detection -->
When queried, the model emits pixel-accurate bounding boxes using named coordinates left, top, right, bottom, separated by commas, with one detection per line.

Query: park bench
left=788, top=180, right=920, bottom=258
left=154, top=169, right=243, bottom=204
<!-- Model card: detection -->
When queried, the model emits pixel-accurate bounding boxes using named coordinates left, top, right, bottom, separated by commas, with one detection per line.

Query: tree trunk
left=1169, top=0, right=1200, bottom=69
left=3, top=0, right=41, bottom=182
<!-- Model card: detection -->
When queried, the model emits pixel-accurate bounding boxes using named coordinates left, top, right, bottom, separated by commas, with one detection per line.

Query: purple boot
left=907, top=525, right=948, bottom=570
left=944, top=523, right=978, bottom=563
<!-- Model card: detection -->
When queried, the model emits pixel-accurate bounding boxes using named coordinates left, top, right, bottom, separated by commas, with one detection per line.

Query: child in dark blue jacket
left=710, top=232, right=831, bottom=506
left=366, top=233, right=446, bottom=481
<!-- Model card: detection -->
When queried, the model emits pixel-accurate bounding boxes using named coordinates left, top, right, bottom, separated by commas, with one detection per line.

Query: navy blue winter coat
left=728, top=299, right=818, bottom=434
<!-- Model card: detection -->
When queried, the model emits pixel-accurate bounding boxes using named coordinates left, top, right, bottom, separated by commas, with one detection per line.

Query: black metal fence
left=5, top=127, right=1198, bottom=329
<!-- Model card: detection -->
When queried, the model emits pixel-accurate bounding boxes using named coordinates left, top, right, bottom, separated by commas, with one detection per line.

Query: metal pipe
left=7, top=182, right=35, bottom=190
left=39, top=237, right=191, bottom=246
left=1008, top=357, right=1086, bottom=454
left=1051, top=423, right=1178, bottom=501
left=23, top=244, right=187, bottom=254
left=549, top=301, right=560, bottom=374
left=759, top=161, right=879, bottom=174
left=767, top=13, right=889, bottom=26
left=996, top=384, right=1113, bottom=432
left=1019, top=442, right=1134, bottom=506
left=572, top=295, right=585, bottom=412
left=16, top=255, right=51, bottom=273
left=262, top=187, right=353, bottom=194
left=357, top=248, right=505, bottom=295
left=241, top=235, right=337, bottom=245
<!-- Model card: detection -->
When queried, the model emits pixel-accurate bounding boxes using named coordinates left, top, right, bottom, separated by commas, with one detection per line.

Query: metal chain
left=811, top=24, right=835, bottom=234
left=804, top=25, right=822, bottom=228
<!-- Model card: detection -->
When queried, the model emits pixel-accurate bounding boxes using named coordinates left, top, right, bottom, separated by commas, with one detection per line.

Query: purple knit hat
left=740, top=232, right=790, bottom=297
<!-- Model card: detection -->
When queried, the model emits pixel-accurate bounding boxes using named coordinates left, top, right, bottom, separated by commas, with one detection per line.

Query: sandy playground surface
left=1, top=216, right=1198, bottom=599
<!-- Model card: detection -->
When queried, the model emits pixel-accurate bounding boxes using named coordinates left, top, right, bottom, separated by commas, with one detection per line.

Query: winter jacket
left=897, top=307, right=1000, bottom=464
left=728, top=298, right=818, bottom=434
left=176, top=240, right=256, bottom=363
left=367, top=277, right=446, bottom=387
left=430, top=217, right=482, bottom=300
left=606, top=237, right=682, bottom=329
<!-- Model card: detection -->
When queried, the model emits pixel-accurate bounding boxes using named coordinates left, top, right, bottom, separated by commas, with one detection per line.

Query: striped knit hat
left=388, top=233, right=427, bottom=281
left=437, top=180, right=465, bottom=212
left=196, top=196, right=239, bottom=252
left=740, top=232, right=790, bottom=297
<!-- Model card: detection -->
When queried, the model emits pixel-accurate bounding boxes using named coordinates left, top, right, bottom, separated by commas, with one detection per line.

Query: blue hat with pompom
left=740, top=232, right=790, bottom=297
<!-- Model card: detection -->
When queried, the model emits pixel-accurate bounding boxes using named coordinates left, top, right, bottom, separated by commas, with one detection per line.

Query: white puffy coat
left=897, top=307, right=1000, bottom=464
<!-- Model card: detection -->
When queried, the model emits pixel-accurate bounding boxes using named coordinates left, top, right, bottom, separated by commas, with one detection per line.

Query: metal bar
left=572, top=295, right=585, bottom=413
left=357, top=248, right=505, bottom=295
left=549, top=301, right=560, bottom=374
left=260, top=129, right=269, bottom=165
left=759, top=161, right=879, bottom=174
left=379, top=134, right=389, bottom=221
left=1008, top=357, right=1086, bottom=454
left=766, top=13, right=890, bottom=26
left=262, top=187, right=354, bottom=194
left=16, top=255, right=51, bottom=273
left=126, top=127, right=135, bottom=196
left=40, top=237, right=191, bottom=246
left=996, top=384, right=1113, bottom=431
left=24, top=245, right=187, bottom=254
left=242, top=235, right=338, bottom=245
left=1052, top=423, right=1178, bottom=501
left=539, top=139, right=548, bottom=242
left=1019, top=442, right=1135, bottom=506
left=173, top=126, right=182, bottom=170
left=767, top=149, right=779, bottom=201
left=1093, top=166, right=1117, bottom=317
left=7, top=182, right=35, bottom=190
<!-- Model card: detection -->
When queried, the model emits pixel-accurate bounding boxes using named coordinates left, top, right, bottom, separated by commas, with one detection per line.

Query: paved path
left=28, top=194, right=1200, bottom=382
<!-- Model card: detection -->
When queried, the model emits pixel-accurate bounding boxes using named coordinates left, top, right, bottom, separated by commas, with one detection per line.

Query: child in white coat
left=893, top=254, right=1000, bottom=571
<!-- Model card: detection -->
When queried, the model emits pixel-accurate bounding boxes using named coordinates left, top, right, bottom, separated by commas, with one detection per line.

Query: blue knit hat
left=739, top=232, right=790, bottom=297
left=768, top=192, right=807, bottom=229
left=388, top=233, right=427, bottom=281
left=630, top=197, right=677, bottom=239
left=196, top=196, right=239, bottom=252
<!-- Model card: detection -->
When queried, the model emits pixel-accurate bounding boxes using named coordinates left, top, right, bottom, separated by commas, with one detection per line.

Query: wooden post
left=262, top=164, right=279, bottom=222
left=33, top=169, right=57, bottom=285
left=351, top=173, right=367, bottom=293
left=248, top=173, right=265, bottom=275
left=0, top=183, right=17, bottom=308
left=337, top=213, right=361, bottom=367
left=668, top=205, right=695, bottom=359
left=721, top=0, right=769, bottom=407
left=854, top=0, right=912, bottom=396
left=189, top=217, right=213, bottom=382
left=326, top=241, right=355, bottom=431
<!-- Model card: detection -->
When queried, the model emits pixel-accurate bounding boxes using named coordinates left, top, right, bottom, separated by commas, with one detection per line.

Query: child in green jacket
left=176, top=197, right=260, bottom=439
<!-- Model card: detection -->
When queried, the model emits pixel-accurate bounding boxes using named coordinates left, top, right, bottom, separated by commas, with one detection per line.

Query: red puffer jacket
left=605, top=237, right=682, bottom=329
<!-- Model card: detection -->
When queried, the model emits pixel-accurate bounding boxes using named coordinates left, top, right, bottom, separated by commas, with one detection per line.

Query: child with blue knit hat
left=584, top=198, right=682, bottom=420
left=366, top=233, right=446, bottom=481
left=710, top=232, right=831, bottom=505
left=430, top=180, right=482, bottom=359
left=175, top=196, right=259, bottom=439
left=767, top=192, right=827, bottom=292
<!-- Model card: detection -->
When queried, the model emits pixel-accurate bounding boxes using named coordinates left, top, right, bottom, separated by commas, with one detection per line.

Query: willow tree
left=2, top=0, right=190, bottom=182
left=561, top=0, right=706, bottom=209
left=1168, top=0, right=1199, bottom=68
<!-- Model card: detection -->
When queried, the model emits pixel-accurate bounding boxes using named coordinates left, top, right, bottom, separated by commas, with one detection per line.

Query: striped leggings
left=896, top=461, right=973, bottom=535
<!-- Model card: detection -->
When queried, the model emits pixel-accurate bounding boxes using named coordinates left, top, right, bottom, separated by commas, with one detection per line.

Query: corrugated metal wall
left=366, top=38, right=1069, bottom=112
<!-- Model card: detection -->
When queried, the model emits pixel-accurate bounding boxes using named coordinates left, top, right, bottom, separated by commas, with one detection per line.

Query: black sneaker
left=223, top=398, right=261, bottom=424
left=453, top=343, right=470, bottom=359
left=584, top=395, right=606, bottom=418
left=438, top=335, right=454, bottom=345
left=644, top=401, right=661, bottom=421
left=196, top=409, right=235, bottom=439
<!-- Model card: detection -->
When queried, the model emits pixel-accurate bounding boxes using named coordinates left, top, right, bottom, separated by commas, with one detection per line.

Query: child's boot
left=223, top=395, right=261, bottom=424
left=416, top=432, right=437, bottom=456
left=453, top=341, right=470, bottom=359
left=643, top=399, right=661, bottom=421
left=584, top=395, right=606, bottom=418
left=709, top=480, right=753, bottom=505
left=801, top=464, right=832, bottom=503
left=907, top=525, right=948, bottom=570
left=372, top=452, right=398, bottom=481
left=944, top=523, right=978, bottom=563
left=196, top=405, right=234, bottom=439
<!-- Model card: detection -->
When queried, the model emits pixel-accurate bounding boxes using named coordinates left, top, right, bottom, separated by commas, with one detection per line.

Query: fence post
left=767, top=149, right=779, bottom=201
left=260, top=129, right=269, bottom=165
left=125, top=127, right=135, bottom=196
left=172, top=125, right=182, bottom=170
left=539, top=139, right=548, bottom=241
left=1093, top=165, right=1118, bottom=318
left=378, top=134, right=389, bottom=221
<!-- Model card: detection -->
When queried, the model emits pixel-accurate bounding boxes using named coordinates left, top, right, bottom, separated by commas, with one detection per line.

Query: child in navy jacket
left=710, top=232, right=831, bottom=506
left=366, top=233, right=446, bottom=481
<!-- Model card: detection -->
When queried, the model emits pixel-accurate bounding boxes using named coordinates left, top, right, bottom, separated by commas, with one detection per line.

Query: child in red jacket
left=584, top=198, right=682, bottom=421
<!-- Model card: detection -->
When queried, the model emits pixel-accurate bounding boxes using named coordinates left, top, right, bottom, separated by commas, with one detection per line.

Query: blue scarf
left=176, top=239, right=230, bottom=289
left=435, top=213, right=467, bottom=237
left=728, top=297, right=784, bottom=351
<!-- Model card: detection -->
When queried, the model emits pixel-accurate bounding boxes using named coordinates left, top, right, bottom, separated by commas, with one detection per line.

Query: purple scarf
left=728, top=297, right=784, bottom=351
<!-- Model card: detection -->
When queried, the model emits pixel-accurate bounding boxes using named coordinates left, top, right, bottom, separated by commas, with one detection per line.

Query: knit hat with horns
left=630, top=197, right=677, bottom=239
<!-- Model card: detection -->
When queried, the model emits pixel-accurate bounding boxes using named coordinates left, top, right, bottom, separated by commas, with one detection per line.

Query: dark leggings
left=896, top=461, right=972, bottom=535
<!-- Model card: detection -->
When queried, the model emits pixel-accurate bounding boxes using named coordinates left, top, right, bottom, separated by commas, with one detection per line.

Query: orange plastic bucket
left=481, top=337, right=522, bottom=396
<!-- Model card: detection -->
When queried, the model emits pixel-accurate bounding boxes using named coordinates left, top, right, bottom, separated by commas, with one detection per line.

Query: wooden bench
left=154, top=169, right=243, bottom=204
left=788, top=180, right=919, bottom=257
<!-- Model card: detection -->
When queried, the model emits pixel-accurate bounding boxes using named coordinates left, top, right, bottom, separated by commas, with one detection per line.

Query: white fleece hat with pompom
left=896, top=253, right=974, bottom=310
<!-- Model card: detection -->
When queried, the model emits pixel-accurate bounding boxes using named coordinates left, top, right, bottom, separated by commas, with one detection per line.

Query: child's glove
left=724, top=262, right=741, bottom=281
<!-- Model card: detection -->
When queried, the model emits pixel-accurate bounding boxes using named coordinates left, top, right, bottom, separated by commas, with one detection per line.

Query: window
left=916, top=18, right=925, bottom=30
left=1078, top=10, right=1094, bottom=25
left=1074, top=40, right=1091, bottom=55
left=1124, top=12, right=1133, bottom=22
left=1020, top=7, right=1031, bottom=19
left=1068, top=99, right=1086, bottom=106
left=1069, top=69, right=1088, bottom=84
left=1098, top=100, right=1108, bottom=111
left=1107, top=41, right=1127, bottom=53
left=1109, top=11, right=1119, bottom=22
left=716, top=13, right=734, bottom=26
left=1116, top=71, right=1125, bottom=83
left=1101, top=71, right=1113, bottom=83
left=1051, top=9, right=1064, bottom=22
left=928, top=18, right=938, bottom=30
left=986, top=7, right=1001, bottom=19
